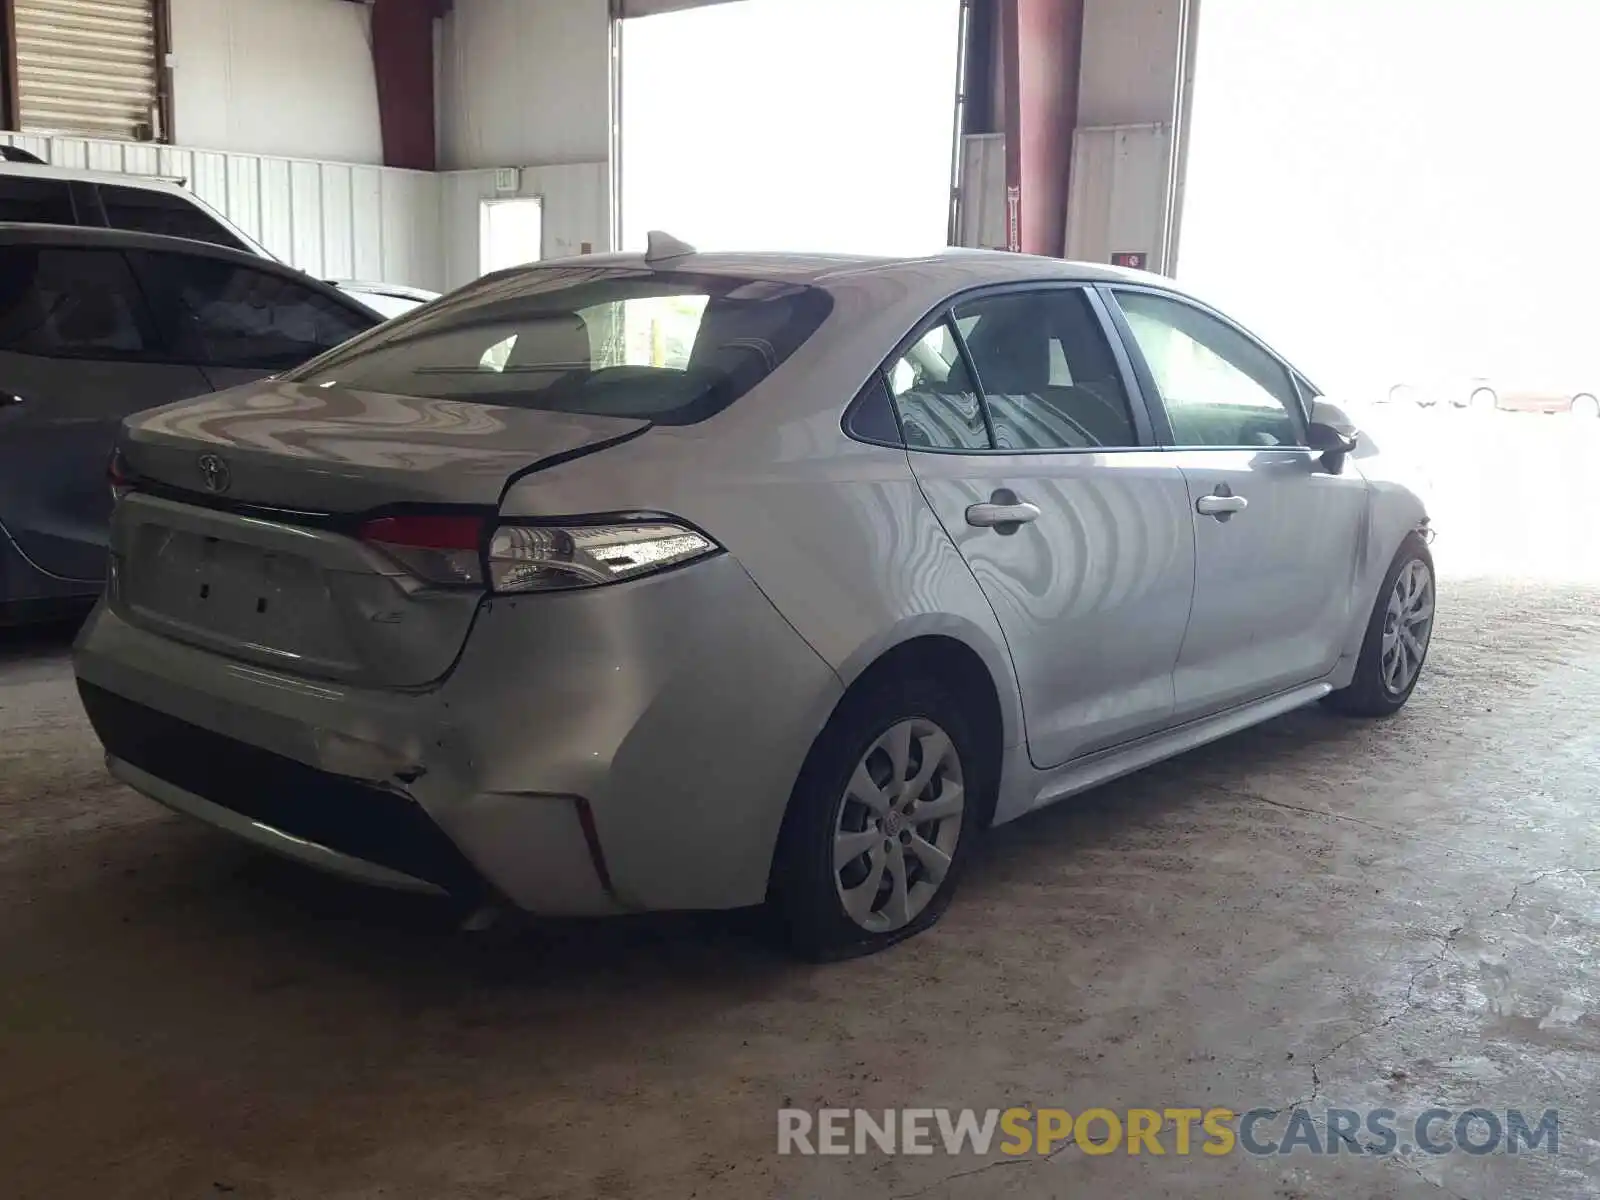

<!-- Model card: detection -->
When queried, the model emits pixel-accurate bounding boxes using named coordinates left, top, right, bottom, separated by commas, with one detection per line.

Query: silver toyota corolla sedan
left=73, top=241, right=1435, bottom=959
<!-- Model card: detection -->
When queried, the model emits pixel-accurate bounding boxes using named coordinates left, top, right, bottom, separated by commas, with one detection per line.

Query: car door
left=893, top=285, right=1196, bottom=769
left=125, top=249, right=381, bottom=391
left=1106, top=286, right=1369, bottom=720
left=0, top=241, right=212, bottom=582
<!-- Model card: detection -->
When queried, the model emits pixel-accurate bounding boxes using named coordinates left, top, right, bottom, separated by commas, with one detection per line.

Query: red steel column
left=999, top=0, right=1084, bottom=257
left=371, top=0, right=448, bottom=172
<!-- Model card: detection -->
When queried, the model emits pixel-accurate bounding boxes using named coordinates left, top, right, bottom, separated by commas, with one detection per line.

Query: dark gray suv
left=0, top=224, right=383, bottom=624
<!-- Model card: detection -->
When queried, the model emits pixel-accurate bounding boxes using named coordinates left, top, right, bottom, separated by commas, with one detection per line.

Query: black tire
left=1323, top=532, right=1435, bottom=717
left=768, top=673, right=988, bottom=961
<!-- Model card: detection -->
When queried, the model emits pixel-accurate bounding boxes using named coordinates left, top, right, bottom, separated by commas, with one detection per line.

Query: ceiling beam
left=371, top=0, right=449, bottom=171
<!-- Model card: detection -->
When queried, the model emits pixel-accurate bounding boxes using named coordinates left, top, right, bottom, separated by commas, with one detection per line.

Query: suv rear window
left=284, top=268, right=834, bottom=425
left=98, top=183, right=251, bottom=252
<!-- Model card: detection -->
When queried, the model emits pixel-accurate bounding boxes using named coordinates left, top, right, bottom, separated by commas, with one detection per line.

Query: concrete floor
left=3, top=411, right=1599, bottom=1198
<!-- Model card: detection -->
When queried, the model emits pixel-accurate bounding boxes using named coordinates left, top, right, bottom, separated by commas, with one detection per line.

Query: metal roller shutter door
left=13, top=0, right=159, bottom=140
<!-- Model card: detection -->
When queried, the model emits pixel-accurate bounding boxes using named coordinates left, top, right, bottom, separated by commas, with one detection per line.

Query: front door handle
left=1196, top=483, right=1247, bottom=521
left=966, top=488, right=1041, bottom=533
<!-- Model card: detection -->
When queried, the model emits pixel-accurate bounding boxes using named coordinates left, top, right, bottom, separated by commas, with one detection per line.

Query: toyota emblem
left=197, top=452, right=231, bottom=494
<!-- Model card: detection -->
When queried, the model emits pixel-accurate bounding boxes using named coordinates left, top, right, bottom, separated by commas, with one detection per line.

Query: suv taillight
left=108, top=449, right=133, bottom=502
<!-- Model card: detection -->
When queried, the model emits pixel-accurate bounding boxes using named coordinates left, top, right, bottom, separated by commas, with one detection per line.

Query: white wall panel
left=350, top=167, right=386, bottom=283
left=1078, top=0, right=1187, bottom=128
left=167, top=0, right=382, bottom=165
left=319, top=166, right=354, bottom=281
left=440, top=162, right=609, bottom=291
left=957, top=133, right=1007, bottom=250
left=437, top=0, right=611, bottom=170
left=1064, top=124, right=1172, bottom=271
left=2, top=131, right=444, bottom=291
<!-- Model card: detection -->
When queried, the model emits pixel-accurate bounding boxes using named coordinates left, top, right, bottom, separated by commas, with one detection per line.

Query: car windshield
left=287, top=267, right=834, bottom=425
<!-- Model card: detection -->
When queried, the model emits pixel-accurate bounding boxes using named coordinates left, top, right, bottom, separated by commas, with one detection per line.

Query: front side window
left=286, top=269, right=834, bottom=425
left=99, top=184, right=251, bottom=252
left=0, top=247, right=153, bottom=360
left=953, top=289, right=1139, bottom=449
left=886, top=321, right=990, bottom=451
left=1114, top=289, right=1303, bottom=448
left=128, top=251, right=376, bottom=370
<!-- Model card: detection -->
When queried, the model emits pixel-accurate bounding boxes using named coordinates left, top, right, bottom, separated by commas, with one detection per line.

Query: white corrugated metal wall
left=1, top=131, right=445, bottom=289
left=12, top=0, right=160, bottom=140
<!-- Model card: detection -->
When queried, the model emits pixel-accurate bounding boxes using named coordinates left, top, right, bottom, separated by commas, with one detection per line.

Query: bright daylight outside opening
left=620, top=0, right=961, bottom=255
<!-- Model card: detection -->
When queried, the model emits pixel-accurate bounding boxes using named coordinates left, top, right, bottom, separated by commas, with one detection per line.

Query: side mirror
left=1307, top=399, right=1359, bottom=470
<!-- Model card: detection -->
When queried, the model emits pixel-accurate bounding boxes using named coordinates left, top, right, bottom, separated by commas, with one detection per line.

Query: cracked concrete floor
left=3, top=411, right=1600, bottom=1199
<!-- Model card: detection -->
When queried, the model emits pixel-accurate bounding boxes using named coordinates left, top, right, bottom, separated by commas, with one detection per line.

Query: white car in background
left=1, top=151, right=434, bottom=318
left=1384, top=374, right=1498, bottom=409
left=331, top=280, right=439, bottom=321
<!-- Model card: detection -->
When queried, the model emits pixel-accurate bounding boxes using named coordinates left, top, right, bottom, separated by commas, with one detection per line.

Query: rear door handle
left=966, top=489, right=1041, bottom=533
left=1195, top=483, right=1247, bottom=521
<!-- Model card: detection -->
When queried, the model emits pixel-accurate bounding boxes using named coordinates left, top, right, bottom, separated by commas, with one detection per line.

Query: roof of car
left=0, top=222, right=377, bottom=308
left=0, top=220, right=270, bottom=256
left=514, top=246, right=1184, bottom=294
left=0, top=159, right=191, bottom=192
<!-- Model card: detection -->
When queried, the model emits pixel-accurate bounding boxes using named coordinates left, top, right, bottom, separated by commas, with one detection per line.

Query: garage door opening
left=1178, top=0, right=1600, bottom=583
left=618, top=0, right=961, bottom=255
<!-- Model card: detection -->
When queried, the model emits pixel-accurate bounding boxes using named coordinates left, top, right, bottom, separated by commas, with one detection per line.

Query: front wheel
left=769, top=675, right=983, bottom=960
left=1324, top=533, right=1436, bottom=717
left=1570, top=394, right=1599, bottom=420
left=1469, top=386, right=1498, bottom=411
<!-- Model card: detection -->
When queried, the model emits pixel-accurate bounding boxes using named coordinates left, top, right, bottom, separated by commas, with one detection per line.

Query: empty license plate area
left=122, top=525, right=351, bottom=665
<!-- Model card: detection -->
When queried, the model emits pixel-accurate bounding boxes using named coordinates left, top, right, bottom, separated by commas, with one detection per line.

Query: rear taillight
left=108, top=449, right=132, bottom=502
left=357, top=512, right=719, bottom=592
left=359, top=513, right=486, bottom=586
left=487, top=520, right=718, bottom=593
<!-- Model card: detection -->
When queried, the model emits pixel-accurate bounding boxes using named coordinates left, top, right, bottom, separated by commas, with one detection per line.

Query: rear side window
left=128, top=250, right=376, bottom=370
left=99, top=183, right=250, bottom=252
left=0, top=246, right=154, bottom=359
left=953, top=289, right=1138, bottom=449
left=284, top=268, right=835, bottom=425
left=886, top=320, right=990, bottom=450
left=0, top=176, right=77, bottom=224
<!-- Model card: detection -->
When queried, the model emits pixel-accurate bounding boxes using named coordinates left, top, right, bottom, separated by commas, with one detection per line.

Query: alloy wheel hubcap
left=833, top=718, right=965, bottom=934
left=1381, top=558, right=1434, bottom=695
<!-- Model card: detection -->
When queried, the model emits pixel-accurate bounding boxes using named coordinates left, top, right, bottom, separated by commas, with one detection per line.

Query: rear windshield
left=285, top=267, right=834, bottom=425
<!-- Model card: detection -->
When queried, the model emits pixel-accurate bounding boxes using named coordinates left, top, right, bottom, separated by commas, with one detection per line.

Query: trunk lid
left=109, top=382, right=648, bottom=687
left=118, top=380, right=650, bottom=512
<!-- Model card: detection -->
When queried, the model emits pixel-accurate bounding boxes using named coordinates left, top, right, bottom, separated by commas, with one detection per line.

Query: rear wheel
left=1324, top=533, right=1435, bottom=717
left=770, top=674, right=983, bottom=960
left=1571, top=394, right=1599, bottom=420
left=1469, top=386, right=1498, bottom=411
